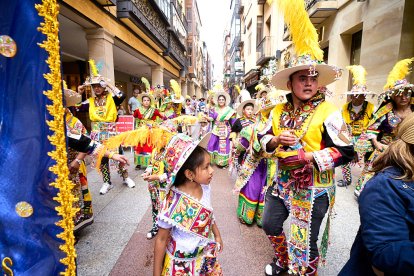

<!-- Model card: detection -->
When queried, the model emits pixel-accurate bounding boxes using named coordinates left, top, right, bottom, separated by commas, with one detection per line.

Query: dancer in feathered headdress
left=354, top=58, right=414, bottom=197
left=133, top=77, right=166, bottom=170
left=258, top=1, right=354, bottom=275
left=78, top=58, right=136, bottom=195
left=206, top=85, right=237, bottom=167
left=337, top=65, right=375, bottom=188
left=162, top=79, right=184, bottom=119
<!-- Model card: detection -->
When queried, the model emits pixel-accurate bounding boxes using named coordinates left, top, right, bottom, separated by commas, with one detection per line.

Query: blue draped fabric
left=0, top=0, right=65, bottom=275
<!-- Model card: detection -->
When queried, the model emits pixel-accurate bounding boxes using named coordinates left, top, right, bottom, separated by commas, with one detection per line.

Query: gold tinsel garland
left=35, top=1, right=77, bottom=275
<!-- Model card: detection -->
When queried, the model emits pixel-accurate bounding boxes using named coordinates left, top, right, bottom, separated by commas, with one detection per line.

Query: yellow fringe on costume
left=88, top=59, right=99, bottom=77
left=36, top=1, right=77, bottom=275
left=171, top=115, right=199, bottom=125
left=383, top=58, right=414, bottom=90
left=141, top=77, right=151, bottom=92
left=347, top=65, right=367, bottom=86
left=170, top=79, right=181, bottom=99
left=278, top=0, right=323, bottom=61
left=96, top=125, right=174, bottom=170
left=63, top=80, right=68, bottom=89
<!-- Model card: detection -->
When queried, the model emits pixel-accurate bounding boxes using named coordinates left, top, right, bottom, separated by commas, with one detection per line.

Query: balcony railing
left=306, top=0, right=338, bottom=25
left=231, top=35, right=240, bottom=52
left=256, top=36, right=274, bottom=66
left=117, top=0, right=187, bottom=67
left=170, top=1, right=187, bottom=47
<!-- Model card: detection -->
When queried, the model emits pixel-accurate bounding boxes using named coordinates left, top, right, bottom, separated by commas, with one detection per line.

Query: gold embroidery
left=2, top=257, right=13, bottom=276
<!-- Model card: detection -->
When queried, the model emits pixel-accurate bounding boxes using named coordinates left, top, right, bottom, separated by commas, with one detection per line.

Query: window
left=349, top=30, right=362, bottom=89
left=350, top=30, right=362, bottom=65
left=256, top=16, right=263, bottom=46
left=248, top=33, right=252, bottom=55
left=323, top=47, right=329, bottom=64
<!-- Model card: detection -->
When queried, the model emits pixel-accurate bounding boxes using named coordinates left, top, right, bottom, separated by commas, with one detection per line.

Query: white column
left=151, top=65, right=164, bottom=87
left=181, top=79, right=188, bottom=97
left=85, top=28, right=115, bottom=82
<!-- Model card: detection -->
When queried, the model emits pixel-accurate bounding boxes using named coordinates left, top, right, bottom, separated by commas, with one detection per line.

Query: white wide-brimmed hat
left=342, top=65, right=375, bottom=96
left=64, top=88, right=82, bottom=107
left=214, top=91, right=231, bottom=106
left=271, top=55, right=341, bottom=91
left=236, top=89, right=258, bottom=116
left=138, top=93, right=155, bottom=104
left=379, top=58, right=414, bottom=101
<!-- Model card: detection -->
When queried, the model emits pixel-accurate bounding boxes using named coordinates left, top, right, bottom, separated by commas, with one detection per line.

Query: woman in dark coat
left=339, top=113, right=414, bottom=276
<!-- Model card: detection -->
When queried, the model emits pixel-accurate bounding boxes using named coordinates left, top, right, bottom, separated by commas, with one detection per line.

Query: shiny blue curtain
left=0, top=0, right=66, bottom=275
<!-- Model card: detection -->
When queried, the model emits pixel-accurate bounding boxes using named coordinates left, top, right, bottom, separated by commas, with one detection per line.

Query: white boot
left=99, top=182, right=113, bottom=195
left=123, top=177, right=136, bottom=188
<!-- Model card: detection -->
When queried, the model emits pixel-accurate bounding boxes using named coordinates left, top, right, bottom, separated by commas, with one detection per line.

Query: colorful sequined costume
left=234, top=121, right=276, bottom=227
left=207, top=106, right=236, bottom=167
left=259, top=93, right=354, bottom=275
left=133, top=106, right=164, bottom=168
left=354, top=102, right=409, bottom=194
left=66, top=111, right=94, bottom=233
left=82, top=92, right=129, bottom=185
left=340, top=101, right=374, bottom=184
left=144, top=148, right=168, bottom=235
left=158, top=185, right=222, bottom=275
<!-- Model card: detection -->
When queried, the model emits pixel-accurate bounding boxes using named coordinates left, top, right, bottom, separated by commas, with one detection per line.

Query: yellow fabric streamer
left=277, top=0, right=323, bottom=61
left=347, top=65, right=367, bottom=86
left=234, top=85, right=241, bottom=94
left=36, top=1, right=77, bottom=275
left=383, top=58, right=414, bottom=90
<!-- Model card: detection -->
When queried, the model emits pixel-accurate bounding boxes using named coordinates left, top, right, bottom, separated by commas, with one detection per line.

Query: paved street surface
left=76, top=151, right=361, bottom=276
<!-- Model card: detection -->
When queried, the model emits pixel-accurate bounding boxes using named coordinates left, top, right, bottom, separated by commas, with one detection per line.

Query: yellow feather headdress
left=347, top=65, right=367, bottom=86
left=141, top=77, right=151, bottom=92
left=383, top=58, right=414, bottom=91
left=278, top=0, right=323, bottom=61
left=170, top=79, right=181, bottom=99
left=255, top=83, right=265, bottom=91
left=88, top=59, right=99, bottom=77
left=234, top=85, right=241, bottom=94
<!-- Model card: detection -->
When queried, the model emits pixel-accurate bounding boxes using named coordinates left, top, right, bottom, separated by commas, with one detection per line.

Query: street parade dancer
left=233, top=88, right=284, bottom=226
left=154, top=133, right=223, bottom=276
left=161, top=80, right=184, bottom=120
left=64, top=85, right=94, bottom=233
left=337, top=65, right=375, bottom=187
left=133, top=77, right=166, bottom=170
left=78, top=59, right=136, bottom=195
left=207, top=89, right=236, bottom=167
left=258, top=1, right=354, bottom=274
left=354, top=58, right=414, bottom=197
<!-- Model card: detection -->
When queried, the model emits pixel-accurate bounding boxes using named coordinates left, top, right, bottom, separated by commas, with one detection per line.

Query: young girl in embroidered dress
left=153, top=133, right=223, bottom=276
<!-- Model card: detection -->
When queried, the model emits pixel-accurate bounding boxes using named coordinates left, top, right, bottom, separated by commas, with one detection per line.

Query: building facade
left=225, top=0, right=414, bottom=103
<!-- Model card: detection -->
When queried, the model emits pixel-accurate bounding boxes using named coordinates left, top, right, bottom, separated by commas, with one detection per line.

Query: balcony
left=256, top=36, right=274, bottom=66
left=117, top=0, right=187, bottom=67
left=238, top=3, right=244, bottom=14
left=170, top=1, right=187, bottom=47
left=306, top=0, right=338, bottom=26
left=231, top=35, right=241, bottom=52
